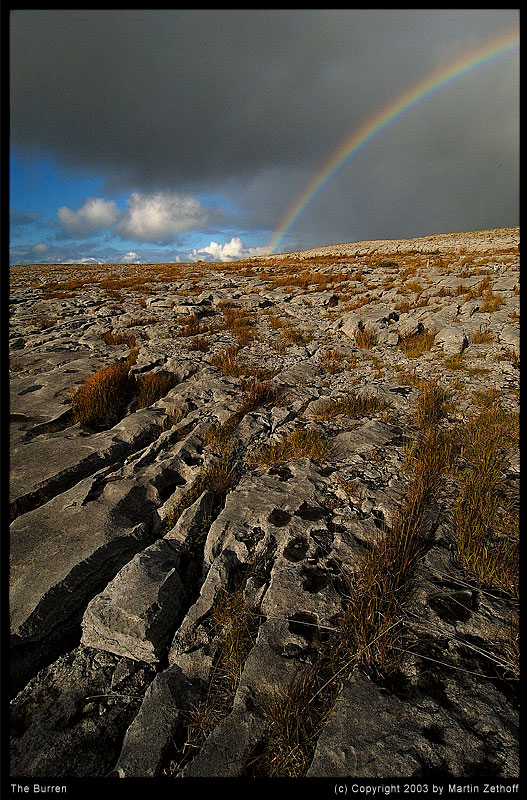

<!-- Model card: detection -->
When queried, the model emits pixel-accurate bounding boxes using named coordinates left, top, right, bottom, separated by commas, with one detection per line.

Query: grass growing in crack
left=249, top=658, right=337, bottom=777
left=70, top=361, right=137, bottom=428
left=251, top=382, right=453, bottom=776
left=164, top=449, right=239, bottom=533
left=249, top=427, right=330, bottom=467
left=397, top=328, right=435, bottom=358
left=311, top=390, right=389, bottom=420
left=71, top=361, right=179, bottom=427
left=135, top=371, right=179, bottom=409
left=452, top=401, right=519, bottom=597
left=211, top=345, right=242, bottom=377
left=338, top=423, right=452, bottom=674
left=166, top=582, right=259, bottom=775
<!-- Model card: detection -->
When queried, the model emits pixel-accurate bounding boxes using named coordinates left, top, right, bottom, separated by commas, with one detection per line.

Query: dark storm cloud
left=10, top=9, right=519, bottom=247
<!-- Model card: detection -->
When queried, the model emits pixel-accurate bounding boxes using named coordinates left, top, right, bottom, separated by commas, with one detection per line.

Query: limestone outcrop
left=9, top=228, right=519, bottom=781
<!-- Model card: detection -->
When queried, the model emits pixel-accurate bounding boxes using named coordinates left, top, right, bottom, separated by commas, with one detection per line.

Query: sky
left=9, top=9, right=519, bottom=266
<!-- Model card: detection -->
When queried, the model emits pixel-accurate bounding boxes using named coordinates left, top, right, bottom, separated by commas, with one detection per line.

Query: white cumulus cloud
left=190, top=236, right=268, bottom=262
left=118, top=191, right=209, bottom=242
left=121, top=251, right=142, bottom=263
left=57, top=197, right=119, bottom=235
left=32, top=242, right=49, bottom=254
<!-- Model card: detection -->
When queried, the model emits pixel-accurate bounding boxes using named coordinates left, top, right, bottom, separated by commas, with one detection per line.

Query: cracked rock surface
left=9, top=228, right=519, bottom=779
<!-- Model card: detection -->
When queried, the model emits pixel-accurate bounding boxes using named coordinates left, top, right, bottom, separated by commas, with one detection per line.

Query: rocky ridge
left=9, top=228, right=519, bottom=780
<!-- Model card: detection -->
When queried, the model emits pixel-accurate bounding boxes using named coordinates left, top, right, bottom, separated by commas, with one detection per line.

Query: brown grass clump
left=354, top=325, right=377, bottom=349
left=71, top=359, right=179, bottom=427
left=177, top=312, right=203, bottom=338
left=319, top=349, right=346, bottom=374
left=249, top=427, right=329, bottom=467
left=186, top=335, right=210, bottom=352
left=481, top=289, right=505, bottom=313
left=211, top=345, right=242, bottom=377
left=280, top=324, right=311, bottom=346
left=397, top=328, right=435, bottom=358
left=312, top=390, right=389, bottom=420
left=100, top=330, right=137, bottom=348
left=135, top=371, right=179, bottom=409
left=413, top=380, right=450, bottom=432
left=70, top=361, right=137, bottom=428
left=249, top=659, right=336, bottom=777
left=452, top=402, right=519, bottom=598
left=238, top=376, right=282, bottom=413
left=218, top=301, right=256, bottom=346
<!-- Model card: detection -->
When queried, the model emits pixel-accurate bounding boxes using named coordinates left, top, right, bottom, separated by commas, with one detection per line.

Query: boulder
left=434, top=324, right=469, bottom=355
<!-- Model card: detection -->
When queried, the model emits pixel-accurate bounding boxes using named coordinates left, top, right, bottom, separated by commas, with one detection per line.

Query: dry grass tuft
left=238, top=376, right=282, bottom=413
left=354, top=325, right=377, bottom=349
left=452, top=402, right=519, bottom=598
left=166, top=581, right=259, bottom=775
left=397, top=328, right=435, bottom=358
left=312, top=390, right=389, bottom=421
left=135, top=371, right=179, bottom=409
left=100, top=330, right=137, bottom=348
left=249, top=427, right=329, bottom=467
left=70, top=361, right=178, bottom=427
left=70, top=362, right=137, bottom=428
left=211, top=346, right=242, bottom=377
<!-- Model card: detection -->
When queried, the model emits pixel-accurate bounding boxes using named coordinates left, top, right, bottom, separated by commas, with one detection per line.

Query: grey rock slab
left=81, top=491, right=217, bottom=663
left=10, top=445, right=197, bottom=687
left=307, top=671, right=518, bottom=777
left=332, top=419, right=405, bottom=460
left=111, top=661, right=204, bottom=777
left=181, top=708, right=265, bottom=777
left=81, top=540, right=187, bottom=663
left=499, top=325, right=520, bottom=355
left=9, top=356, right=104, bottom=423
left=10, top=473, right=154, bottom=641
left=434, top=324, right=469, bottom=355
left=10, top=645, right=155, bottom=778
left=9, top=407, right=168, bottom=515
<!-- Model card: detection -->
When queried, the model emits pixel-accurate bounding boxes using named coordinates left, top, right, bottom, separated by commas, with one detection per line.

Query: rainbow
left=267, top=28, right=519, bottom=255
